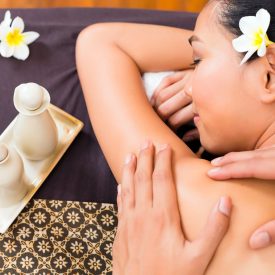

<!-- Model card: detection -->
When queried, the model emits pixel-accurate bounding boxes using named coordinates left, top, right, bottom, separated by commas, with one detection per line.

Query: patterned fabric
left=0, top=199, right=118, bottom=274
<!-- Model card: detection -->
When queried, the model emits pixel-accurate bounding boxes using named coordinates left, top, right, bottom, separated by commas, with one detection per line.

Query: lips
left=192, top=105, right=200, bottom=123
left=193, top=111, right=200, bottom=124
left=192, top=105, right=198, bottom=116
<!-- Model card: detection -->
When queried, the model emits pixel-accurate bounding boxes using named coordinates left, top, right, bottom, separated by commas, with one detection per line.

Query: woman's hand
left=207, top=145, right=275, bottom=250
left=112, top=140, right=232, bottom=275
left=151, top=70, right=199, bottom=141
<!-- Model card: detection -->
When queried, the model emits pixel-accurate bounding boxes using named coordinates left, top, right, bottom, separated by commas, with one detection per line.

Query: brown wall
left=0, top=0, right=206, bottom=12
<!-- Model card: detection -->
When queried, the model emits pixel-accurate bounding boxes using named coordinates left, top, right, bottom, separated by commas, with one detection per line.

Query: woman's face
left=187, top=1, right=269, bottom=155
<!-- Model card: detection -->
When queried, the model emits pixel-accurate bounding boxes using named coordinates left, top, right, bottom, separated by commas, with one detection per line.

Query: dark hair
left=217, top=0, right=275, bottom=62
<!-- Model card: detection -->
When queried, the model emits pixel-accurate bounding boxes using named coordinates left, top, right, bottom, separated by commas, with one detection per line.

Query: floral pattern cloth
left=0, top=199, right=118, bottom=274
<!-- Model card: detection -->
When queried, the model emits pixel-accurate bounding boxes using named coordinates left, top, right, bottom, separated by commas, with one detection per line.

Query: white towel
left=142, top=71, right=175, bottom=101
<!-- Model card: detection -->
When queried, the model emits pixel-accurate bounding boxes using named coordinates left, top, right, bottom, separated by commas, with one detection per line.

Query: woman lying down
left=76, top=0, right=275, bottom=273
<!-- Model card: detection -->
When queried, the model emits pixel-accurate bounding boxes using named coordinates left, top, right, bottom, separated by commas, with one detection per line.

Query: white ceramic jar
left=13, top=83, right=58, bottom=161
left=0, top=143, right=28, bottom=207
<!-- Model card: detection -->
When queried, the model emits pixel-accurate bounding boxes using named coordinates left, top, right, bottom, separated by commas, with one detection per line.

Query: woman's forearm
left=76, top=23, right=196, bottom=183
left=80, top=22, right=194, bottom=73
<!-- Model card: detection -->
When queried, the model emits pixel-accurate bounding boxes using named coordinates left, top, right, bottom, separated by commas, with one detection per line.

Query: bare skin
left=76, top=1, right=275, bottom=273
left=209, top=145, right=275, bottom=249
left=153, top=69, right=275, bottom=249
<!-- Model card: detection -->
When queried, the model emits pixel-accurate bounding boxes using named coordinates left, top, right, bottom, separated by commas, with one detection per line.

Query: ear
left=262, top=45, right=275, bottom=104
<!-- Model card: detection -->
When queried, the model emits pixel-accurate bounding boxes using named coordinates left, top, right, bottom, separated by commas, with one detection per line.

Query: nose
left=185, top=75, right=193, bottom=98
left=185, top=85, right=193, bottom=97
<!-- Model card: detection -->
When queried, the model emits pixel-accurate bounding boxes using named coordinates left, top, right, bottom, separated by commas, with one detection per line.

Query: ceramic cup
left=0, top=143, right=28, bottom=207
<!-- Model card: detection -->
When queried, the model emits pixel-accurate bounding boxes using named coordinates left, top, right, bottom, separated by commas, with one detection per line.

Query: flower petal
left=240, top=47, right=257, bottom=65
left=0, top=25, right=10, bottom=41
left=256, top=9, right=270, bottom=33
left=239, top=16, right=259, bottom=36
left=232, top=35, right=251, bottom=52
left=257, top=40, right=266, bottom=57
left=11, top=16, right=24, bottom=32
left=3, top=10, right=12, bottom=26
left=23, top=31, right=39, bottom=45
left=0, top=41, right=14, bottom=58
left=13, top=43, right=29, bottom=60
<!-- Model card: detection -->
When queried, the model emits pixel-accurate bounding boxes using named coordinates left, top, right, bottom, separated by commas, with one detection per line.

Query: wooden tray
left=0, top=104, right=84, bottom=233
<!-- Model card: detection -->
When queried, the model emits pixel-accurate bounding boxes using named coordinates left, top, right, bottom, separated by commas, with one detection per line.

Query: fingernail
left=141, top=140, right=151, bottom=151
left=208, top=167, right=222, bottom=176
left=159, top=143, right=168, bottom=151
left=125, top=153, right=133, bottom=165
left=218, top=196, right=231, bottom=217
left=251, top=232, right=271, bottom=249
left=211, top=157, right=223, bottom=166
left=117, top=184, right=121, bottom=195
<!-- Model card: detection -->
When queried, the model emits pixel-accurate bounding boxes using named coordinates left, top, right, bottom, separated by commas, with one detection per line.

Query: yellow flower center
left=252, top=27, right=264, bottom=47
left=6, top=28, right=23, bottom=46
left=252, top=27, right=274, bottom=48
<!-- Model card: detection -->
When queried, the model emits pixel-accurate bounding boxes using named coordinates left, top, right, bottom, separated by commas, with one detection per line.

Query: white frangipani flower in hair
left=232, top=8, right=274, bottom=65
left=0, top=10, right=39, bottom=60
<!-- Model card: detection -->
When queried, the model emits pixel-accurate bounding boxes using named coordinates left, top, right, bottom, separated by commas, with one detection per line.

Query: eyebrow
left=188, top=35, right=202, bottom=45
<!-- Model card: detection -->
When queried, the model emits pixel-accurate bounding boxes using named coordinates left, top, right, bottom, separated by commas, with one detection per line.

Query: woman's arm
left=76, top=22, right=196, bottom=183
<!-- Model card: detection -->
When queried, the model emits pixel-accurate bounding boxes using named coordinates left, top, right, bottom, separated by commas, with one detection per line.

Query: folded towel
left=142, top=71, right=175, bottom=101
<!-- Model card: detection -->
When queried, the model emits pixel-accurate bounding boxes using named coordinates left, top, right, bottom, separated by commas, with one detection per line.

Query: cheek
left=192, top=60, right=235, bottom=113
left=191, top=60, right=243, bottom=153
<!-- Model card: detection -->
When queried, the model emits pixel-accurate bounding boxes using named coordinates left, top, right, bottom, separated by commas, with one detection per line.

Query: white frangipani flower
left=232, top=8, right=274, bottom=65
left=0, top=10, right=39, bottom=60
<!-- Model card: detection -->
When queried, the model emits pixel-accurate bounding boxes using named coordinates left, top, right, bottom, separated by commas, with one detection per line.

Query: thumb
left=249, top=220, right=275, bottom=249
left=192, top=196, right=232, bottom=268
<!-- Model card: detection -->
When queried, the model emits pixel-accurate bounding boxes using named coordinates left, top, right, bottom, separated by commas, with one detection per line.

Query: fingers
left=211, top=150, right=259, bottom=167
left=167, top=104, right=194, bottom=130
left=210, top=146, right=275, bottom=166
left=154, top=78, right=188, bottom=108
left=208, top=157, right=275, bottom=180
left=209, top=147, right=275, bottom=180
left=192, top=196, right=232, bottom=267
left=156, top=90, right=192, bottom=121
left=120, top=153, right=137, bottom=212
left=152, top=145, right=180, bottom=217
left=153, top=76, right=185, bottom=107
left=151, top=71, right=186, bottom=105
left=134, top=140, right=155, bottom=208
left=249, top=220, right=275, bottom=249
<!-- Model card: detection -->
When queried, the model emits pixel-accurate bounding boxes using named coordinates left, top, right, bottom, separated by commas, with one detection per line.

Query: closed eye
left=190, top=59, right=201, bottom=67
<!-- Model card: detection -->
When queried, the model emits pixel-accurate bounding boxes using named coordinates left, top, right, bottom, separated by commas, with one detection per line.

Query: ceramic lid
left=13, top=83, right=50, bottom=116
left=0, top=144, right=9, bottom=163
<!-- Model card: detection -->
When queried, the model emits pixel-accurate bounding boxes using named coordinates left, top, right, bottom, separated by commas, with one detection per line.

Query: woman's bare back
left=175, top=159, right=275, bottom=274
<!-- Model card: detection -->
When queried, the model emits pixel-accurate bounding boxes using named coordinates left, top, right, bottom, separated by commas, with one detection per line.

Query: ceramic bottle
left=13, top=82, right=58, bottom=161
left=0, top=143, right=27, bottom=207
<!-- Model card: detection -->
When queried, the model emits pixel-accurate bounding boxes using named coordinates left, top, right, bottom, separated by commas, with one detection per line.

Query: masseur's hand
left=208, top=145, right=275, bottom=180
left=112, top=140, right=232, bottom=275
left=151, top=70, right=199, bottom=142
left=208, top=145, right=275, bottom=249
